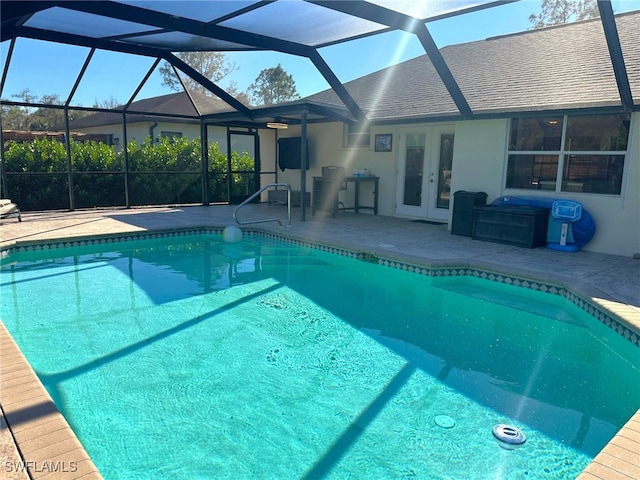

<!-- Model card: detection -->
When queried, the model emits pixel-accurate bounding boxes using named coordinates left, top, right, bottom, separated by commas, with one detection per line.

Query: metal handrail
left=233, top=183, right=292, bottom=227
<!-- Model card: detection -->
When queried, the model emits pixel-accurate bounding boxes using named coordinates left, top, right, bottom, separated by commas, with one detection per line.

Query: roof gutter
left=149, top=121, right=158, bottom=143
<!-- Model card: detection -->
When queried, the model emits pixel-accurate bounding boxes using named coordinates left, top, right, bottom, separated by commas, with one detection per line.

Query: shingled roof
left=306, top=11, right=639, bottom=122
left=68, top=91, right=230, bottom=128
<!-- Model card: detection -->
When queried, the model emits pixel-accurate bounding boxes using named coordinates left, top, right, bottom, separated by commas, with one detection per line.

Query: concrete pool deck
left=1, top=204, right=638, bottom=479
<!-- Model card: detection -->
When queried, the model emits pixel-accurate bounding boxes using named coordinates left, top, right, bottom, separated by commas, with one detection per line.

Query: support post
left=64, top=108, right=75, bottom=211
left=300, top=108, right=308, bottom=222
left=201, top=120, right=209, bottom=205
left=122, top=112, right=130, bottom=208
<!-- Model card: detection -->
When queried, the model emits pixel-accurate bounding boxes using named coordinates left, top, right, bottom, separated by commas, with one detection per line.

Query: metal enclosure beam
left=309, top=0, right=473, bottom=119
left=598, top=0, right=634, bottom=111
left=413, top=24, right=473, bottom=119
left=307, top=51, right=368, bottom=123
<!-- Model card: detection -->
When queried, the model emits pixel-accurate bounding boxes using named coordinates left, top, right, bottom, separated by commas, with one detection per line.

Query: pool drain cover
left=434, top=415, right=456, bottom=429
left=492, top=424, right=526, bottom=448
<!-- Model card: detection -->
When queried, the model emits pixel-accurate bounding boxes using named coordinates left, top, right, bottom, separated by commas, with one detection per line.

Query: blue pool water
left=1, top=234, right=638, bottom=479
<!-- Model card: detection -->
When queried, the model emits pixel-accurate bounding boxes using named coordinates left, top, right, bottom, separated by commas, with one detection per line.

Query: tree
left=29, top=94, right=65, bottom=131
left=159, top=51, right=237, bottom=96
left=92, top=96, right=122, bottom=109
left=11, top=88, right=38, bottom=105
left=529, top=0, right=599, bottom=29
left=247, top=64, right=300, bottom=106
left=1, top=88, right=37, bottom=129
left=222, top=81, right=251, bottom=106
left=3, top=92, right=92, bottom=131
left=1, top=105, right=30, bottom=130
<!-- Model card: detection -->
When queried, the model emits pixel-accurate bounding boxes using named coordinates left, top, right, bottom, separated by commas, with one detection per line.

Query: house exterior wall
left=273, top=122, right=399, bottom=216
left=152, top=122, right=202, bottom=143
left=449, top=119, right=509, bottom=205
left=270, top=116, right=638, bottom=258
left=74, top=121, right=214, bottom=149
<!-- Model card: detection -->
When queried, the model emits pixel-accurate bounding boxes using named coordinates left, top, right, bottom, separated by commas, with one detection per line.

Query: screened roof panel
left=368, top=0, right=500, bottom=20
left=125, top=32, right=254, bottom=52
left=318, top=29, right=424, bottom=84
left=115, top=0, right=263, bottom=23
left=132, top=63, right=178, bottom=106
left=224, top=49, right=332, bottom=101
left=24, top=7, right=161, bottom=39
left=69, top=50, right=158, bottom=107
left=219, top=1, right=389, bottom=46
left=0, top=41, right=10, bottom=74
left=1, top=39, right=91, bottom=104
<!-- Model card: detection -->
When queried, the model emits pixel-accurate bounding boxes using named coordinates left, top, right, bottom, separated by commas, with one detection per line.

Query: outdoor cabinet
left=451, top=191, right=488, bottom=236
left=311, top=176, right=342, bottom=217
left=472, top=205, right=550, bottom=248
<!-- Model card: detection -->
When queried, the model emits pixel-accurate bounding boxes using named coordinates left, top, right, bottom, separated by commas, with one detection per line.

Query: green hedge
left=2, top=137, right=255, bottom=210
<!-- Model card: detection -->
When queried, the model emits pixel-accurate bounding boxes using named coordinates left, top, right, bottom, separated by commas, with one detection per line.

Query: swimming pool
left=1, top=232, right=638, bottom=479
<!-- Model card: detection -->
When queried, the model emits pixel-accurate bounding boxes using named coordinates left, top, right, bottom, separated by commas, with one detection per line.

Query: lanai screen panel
left=126, top=32, right=250, bottom=52
left=1, top=39, right=91, bottom=105
left=23, top=7, right=161, bottom=38
left=368, top=0, right=496, bottom=19
left=118, top=0, right=262, bottom=23
left=218, top=1, right=390, bottom=46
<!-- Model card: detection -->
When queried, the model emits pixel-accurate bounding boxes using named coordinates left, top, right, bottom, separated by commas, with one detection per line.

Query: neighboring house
left=67, top=91, right=231, bottom=148
left=271, top=12, right=638, bottom=257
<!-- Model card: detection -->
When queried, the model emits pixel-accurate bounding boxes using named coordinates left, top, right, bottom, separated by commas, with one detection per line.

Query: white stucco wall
left=272, top=123, right=399, bottom=216
left=449, top=119, right=509, bottom=205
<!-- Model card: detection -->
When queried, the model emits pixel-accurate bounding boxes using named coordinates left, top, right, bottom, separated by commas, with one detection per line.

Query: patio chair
left=0, top=199, right=21, bottom=222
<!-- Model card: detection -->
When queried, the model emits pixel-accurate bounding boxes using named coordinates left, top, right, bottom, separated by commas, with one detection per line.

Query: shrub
left=2, top=136, right=256, bottom=210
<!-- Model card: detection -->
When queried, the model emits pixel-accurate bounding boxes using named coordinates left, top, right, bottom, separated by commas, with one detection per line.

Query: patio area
left=1, top=204, right=639, bottom=480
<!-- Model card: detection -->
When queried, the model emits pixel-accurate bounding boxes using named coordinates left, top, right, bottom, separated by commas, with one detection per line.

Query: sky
left=1, top=0, right=639, bottom=108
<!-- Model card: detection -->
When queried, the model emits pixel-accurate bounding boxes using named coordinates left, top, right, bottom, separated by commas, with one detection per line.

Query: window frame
left=505, top=114, right=631, bottom=196
left=160, top=131, right=183, bottom=142
left=343, top=122, right=371, bottom=149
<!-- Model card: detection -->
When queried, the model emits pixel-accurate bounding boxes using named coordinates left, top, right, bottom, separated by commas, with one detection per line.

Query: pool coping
left=1, top=227, right=638, bottom=480
left=0, top=322, right=103, bottom=480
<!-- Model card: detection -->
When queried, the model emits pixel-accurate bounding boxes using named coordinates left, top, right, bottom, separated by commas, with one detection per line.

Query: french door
left=395, top=125, right=454, bottom=221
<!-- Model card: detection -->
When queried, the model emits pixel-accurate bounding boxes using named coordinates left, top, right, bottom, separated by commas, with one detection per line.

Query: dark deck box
left=451, top=191, right=488, bottom=236
left=472, top=205, right=550, bottom=248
